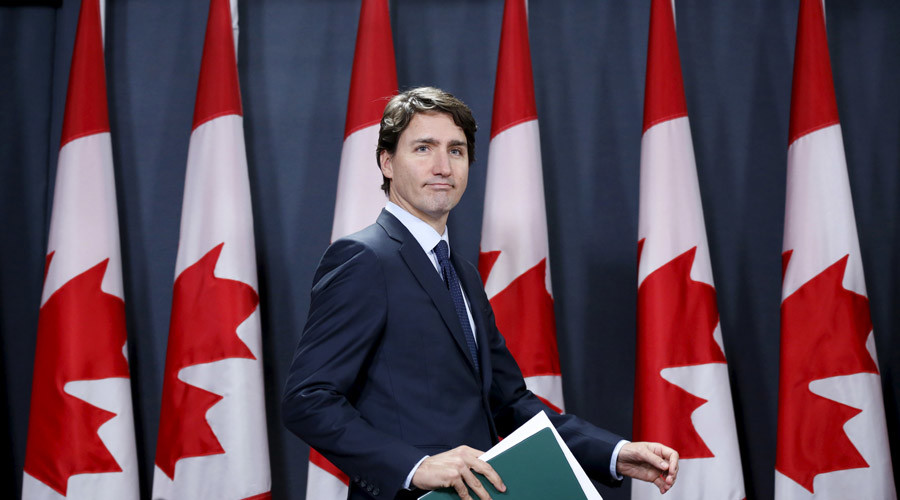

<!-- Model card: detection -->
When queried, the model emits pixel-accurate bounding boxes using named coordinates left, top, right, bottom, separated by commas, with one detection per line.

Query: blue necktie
left=434, top=240, right=480, bottom=374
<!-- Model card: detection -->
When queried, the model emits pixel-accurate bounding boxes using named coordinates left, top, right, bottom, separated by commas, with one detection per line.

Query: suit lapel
left=377, top=210, right=480, bottom=376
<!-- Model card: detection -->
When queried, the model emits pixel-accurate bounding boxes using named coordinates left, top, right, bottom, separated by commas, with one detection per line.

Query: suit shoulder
left=339, top=222, right=393, bottom=251
left=313, top=224, right=391, bottom=284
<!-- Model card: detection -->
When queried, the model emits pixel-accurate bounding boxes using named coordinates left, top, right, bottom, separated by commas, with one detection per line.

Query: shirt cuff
left=404, top=455, right=429, bottom=490
left=609, top=440, right=629, bottom=481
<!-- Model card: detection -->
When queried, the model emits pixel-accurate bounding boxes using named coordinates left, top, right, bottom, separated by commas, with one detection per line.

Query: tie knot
left=434, top=240, right=450, bottom=263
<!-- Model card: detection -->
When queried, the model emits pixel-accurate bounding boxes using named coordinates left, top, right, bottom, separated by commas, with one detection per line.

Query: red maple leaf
left=24, top=255, right=130, bottom=495
left=479, top=251, right=561, bottom=378
left=634, top=243, right=726, bottom=458
left=777, top=253, right=877, bottom=492
left=155, top=243, right=259, bottom=479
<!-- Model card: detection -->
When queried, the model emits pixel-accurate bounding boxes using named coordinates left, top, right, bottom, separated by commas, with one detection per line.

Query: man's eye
left=450, top=148, right=463, bottom=156
left=416, top=145, right=429, bottom=152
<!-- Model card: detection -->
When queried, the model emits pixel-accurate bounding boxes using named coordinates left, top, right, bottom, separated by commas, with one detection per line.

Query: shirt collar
left=385, top=201, right=450, bottom=256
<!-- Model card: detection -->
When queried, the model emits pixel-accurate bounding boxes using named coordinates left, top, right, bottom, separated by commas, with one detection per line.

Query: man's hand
left=411, top=445, right=506, bottom=500
left=617, top=441, right=679, bottom=494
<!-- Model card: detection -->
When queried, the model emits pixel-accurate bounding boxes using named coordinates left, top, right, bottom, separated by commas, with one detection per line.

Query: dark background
left=1, top=1, right=898, bottom=499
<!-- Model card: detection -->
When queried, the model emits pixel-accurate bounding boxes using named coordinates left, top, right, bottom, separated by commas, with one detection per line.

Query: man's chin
left=412, top=203, right=456, bottom=223
left=428, top=200, right=459, bottom=216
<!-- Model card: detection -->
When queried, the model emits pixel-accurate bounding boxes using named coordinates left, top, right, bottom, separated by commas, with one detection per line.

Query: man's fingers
left=461, top=467, right=493, bottom=500
left=654, top=479, right=667, bottom=494
left=645, top=442, right=679, bottom=473
left=469, top=459, right=506, bottom=493
left=666, top=465, right=677, bottom=483
left=616, top=442, right=680, bottom=492
left=452, top=479, right=473, bottom=500
left=648, top=446, right=670, bottom=471
left=661, top=447, right=678, bottom=486
left=653, top=474, right=672, bottom=494
left=412, top=445, right=506, bottom=498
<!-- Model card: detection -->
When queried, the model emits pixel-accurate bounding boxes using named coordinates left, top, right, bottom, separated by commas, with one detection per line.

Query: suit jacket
left=283, top=210, right=624, bottom=500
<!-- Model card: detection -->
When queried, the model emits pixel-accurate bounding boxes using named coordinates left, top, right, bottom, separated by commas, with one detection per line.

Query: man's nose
left=432, top=151, right=452, bottom=176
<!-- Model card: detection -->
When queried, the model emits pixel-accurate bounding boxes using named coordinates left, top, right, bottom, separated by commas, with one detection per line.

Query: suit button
left=373, top=487, right=380, bottom=495
left=353, top=476, right=360, bottom=484
left=367, top=484, right=373, bottom=492
left=360, top=480, right=367, bottom=488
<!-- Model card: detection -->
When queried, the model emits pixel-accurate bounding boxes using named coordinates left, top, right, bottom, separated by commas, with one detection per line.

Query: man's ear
left=379, top=150, right=393, bottom=179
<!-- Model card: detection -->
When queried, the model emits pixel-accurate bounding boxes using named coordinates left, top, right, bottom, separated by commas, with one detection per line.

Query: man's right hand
left=411, top=445, right=506, bottom=500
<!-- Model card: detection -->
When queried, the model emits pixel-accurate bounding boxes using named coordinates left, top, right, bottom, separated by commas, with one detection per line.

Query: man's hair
left=376, top=87, right=477, bottom=195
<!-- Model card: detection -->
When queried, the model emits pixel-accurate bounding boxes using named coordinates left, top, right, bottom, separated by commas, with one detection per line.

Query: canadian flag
left=21, top=1, right=140, bottom=499
left=306, top=1, right=397, bottom=498
left=151, top=0, right=271, bottom=499
left=632, top=1, right=745, bottom=499
left=478, top=0, right=564, bottom=414
left=775, top=1, right=896, bottom=498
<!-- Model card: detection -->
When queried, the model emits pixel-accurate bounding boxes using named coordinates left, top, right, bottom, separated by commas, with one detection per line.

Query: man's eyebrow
left=410, top=137, right=468, bottom=148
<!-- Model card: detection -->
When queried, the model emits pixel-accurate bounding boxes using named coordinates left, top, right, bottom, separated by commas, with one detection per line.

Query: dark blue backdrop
left=1, top=1, right=898, bottom=499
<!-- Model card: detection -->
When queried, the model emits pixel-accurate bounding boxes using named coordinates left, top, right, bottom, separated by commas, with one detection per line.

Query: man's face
left=380, top=111, right=469, bottom=230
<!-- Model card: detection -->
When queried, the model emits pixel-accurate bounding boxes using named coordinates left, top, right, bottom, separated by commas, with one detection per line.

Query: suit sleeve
left=473, top=269, right=626, bottom=487
left=282, top=239, right=425, bottom=499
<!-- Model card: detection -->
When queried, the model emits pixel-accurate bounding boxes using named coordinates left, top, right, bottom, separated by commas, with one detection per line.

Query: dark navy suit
left=283, top=210, right=623, bottom=500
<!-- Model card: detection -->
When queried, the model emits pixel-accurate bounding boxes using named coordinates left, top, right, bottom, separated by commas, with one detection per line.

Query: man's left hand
left=616, top=441, right=679, bottom=494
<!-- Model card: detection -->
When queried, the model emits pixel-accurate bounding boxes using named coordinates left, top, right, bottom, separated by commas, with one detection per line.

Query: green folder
left=419, top=427, right=588, bottom=500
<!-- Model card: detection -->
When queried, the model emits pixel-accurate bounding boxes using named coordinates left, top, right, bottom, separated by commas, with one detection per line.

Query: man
left=283, top=87, right=678, bottom=500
